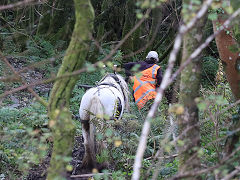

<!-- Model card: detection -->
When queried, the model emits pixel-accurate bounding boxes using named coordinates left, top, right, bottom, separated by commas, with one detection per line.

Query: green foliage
left=231, top=0, right=240, bottom=11
left=198, top=82, right=237, bottom=165
left=25, top=36, right=55, bottom=62
left=0, top=27, right=19, bottom=53
left=136, top=0, right=164, bottom=10
left=0, top=103, right=50, bottom=178
left=201, top=56, right=219, bottom=87
left=1, top=0, right=239, bottom=178
left=96, top=44, right=124, bottom=66
left=232, top=23, right=240, bottom=50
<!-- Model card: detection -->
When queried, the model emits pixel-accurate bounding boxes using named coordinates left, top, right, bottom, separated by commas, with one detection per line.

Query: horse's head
left=99, top=73, right=130, bottom=111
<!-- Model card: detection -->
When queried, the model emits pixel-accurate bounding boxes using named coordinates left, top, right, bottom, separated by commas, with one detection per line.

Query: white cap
left=146, top=51, right=159, bottom=62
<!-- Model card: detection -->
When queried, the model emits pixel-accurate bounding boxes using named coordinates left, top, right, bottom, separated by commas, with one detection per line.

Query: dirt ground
left=4, top=57, right=88, bottom=179
left=27, top=136, right=86, bottom=180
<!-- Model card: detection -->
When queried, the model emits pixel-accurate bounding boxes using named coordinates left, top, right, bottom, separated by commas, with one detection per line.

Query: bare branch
left=168, top=146, right=240, bottom=179
left=70, top=173, right=112, bottom=178
left=0, top=10, right=151, bottom=99
left=0, top=52, right=48, bottom=107
left=0, top=0, right=45, bottom=11
left=169, top=7, right=240, bottom=85
left=131, top=0, right=215, bottom=179
left=222, top=166, right=240, bottom=180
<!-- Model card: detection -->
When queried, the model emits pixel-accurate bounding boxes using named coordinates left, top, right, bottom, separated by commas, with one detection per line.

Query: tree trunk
left=146, top=6, right=163, bottom=53
left=87, top=0, right=109, bottom=63
left=212, top=19, right=240, bottom=100
left=212, top=1, right=240, bottom=156
left=46, top=0, right=94, bottom=179
left=177, top=2, right=206, bottom=178
left=121, top=0, right=136, bottom=62
left=37, top=0, right=75, bottom=43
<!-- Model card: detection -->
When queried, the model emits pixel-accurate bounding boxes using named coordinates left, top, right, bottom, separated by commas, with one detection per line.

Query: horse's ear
left=113, top=65, right=117, bottom=74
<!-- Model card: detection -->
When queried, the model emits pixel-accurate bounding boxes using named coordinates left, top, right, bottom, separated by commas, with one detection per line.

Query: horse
left=79, top=73, right=130, bottom=171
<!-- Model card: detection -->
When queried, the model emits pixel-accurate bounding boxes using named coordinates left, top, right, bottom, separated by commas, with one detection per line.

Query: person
left=124, top=51, right=162, bottom=109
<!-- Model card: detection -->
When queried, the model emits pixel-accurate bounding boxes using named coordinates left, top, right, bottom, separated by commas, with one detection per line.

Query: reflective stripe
left=135, top=89, right=155, bottom=104
left=133, top=64, right=160, bottom=109
left=148, top=80, right=156, bottom=84
left=137, top=78, right=155, bottom=85
left=134, top=80, right=147, bottom=94
left=134, top=79, right=156, bottom=94
left=152, top=65, right=158, bottom=78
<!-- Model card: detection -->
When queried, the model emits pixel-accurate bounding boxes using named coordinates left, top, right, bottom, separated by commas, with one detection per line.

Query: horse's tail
left=89, top=96, right=104, bottom=121
left=81, top=96, right=104, bottom=170
left=89, top=96, right=104, bottom=149
left=89, top=96, right=108, bottom=170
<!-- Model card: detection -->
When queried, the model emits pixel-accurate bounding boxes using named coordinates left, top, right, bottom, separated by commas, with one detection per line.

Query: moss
left=177, top=10, right=206, bottom=177
left=47, top=0, right=94, bottom=179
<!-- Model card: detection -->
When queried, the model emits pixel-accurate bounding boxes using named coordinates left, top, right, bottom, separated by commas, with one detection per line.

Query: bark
left=121, top=0, right=135, bottom=61
left=213, top=18, right=240, bottom=100
left=177, top=2, right=207, bottom=178
left=46, top=0, right=94, bottom=179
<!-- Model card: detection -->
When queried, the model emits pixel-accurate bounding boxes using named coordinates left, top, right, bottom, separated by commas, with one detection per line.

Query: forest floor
left=27, top=136, right=86, bottom=180
left=4, top=56, right=51, bottom=108
left=5, top=57, right=89, bottom=180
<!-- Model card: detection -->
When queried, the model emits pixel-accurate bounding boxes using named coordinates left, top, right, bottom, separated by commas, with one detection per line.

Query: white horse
left=79, top=73, right=130, bottom=170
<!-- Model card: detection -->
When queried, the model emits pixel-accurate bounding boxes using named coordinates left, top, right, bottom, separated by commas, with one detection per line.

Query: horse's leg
left=89, top=123, right=96, bottom=153
left=81, top=120, right=97, bottom=170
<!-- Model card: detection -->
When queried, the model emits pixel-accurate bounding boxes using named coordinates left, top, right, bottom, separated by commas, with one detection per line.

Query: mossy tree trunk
left=87, top=0, right=109, bottom=63
left=95, top=0, right=108, bottom=41
left=146, top=6, right=163, bottom=53
left=46, top=0, right=94, bottom=179
left=212, top=0, right=240, bottom=156
left=177, top=1, right=206, bottom=178
left=121, top=0, right=136, bottom=62
left=37, top=0, right=75, bottom=43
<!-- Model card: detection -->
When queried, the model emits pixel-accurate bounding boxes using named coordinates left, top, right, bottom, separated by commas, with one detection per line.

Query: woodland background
left=0, top=0, right=240, bottom=179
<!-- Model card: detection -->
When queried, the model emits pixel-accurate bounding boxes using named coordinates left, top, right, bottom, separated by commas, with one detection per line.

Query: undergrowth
left=0, top=103, right=50, bottom=179
left=0, top=31, right=238, bottom=179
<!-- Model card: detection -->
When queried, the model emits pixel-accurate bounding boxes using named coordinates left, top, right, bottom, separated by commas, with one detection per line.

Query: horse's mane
left=99, top=73, right=130, bottom=111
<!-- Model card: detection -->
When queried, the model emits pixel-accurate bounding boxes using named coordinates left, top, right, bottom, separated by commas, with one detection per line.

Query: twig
left=222, top=166, right=240, bottom=180
left=78, top=84, right=93, bottom=90
left=131, top=0, right=214, bottom=179
left=132, top=5, right=240, bottom=180
left=168, top=146, right=240, bottom=180
left=0, top=10, right=151, bottom=99
left=123, top=6, right=181, bottom=59
left=145, top=154, right=178, bottom=160
left=169, top=7, right=240, bottom=86
left=95, top=9, right=151, bottom=61
left=0, top=0, right=45, bottom=11
left=131, top=0, right=213, bottom=178
left=70, top=172, right=112, bottom=178
left=0, top=52, right=48, bottom=107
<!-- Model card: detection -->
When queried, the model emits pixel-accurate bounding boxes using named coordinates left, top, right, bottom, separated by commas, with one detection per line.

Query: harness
left=98, top=73, right=126, bottom=102
left=80, top=74, right=125, bottom=124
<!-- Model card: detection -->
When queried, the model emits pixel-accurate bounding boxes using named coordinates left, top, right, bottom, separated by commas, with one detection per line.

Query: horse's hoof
left=97, top=162, right=109, bottom=171
left=81, top=158, right=97, bottom=172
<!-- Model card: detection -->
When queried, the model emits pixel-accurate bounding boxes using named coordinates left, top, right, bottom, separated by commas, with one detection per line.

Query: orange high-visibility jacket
left=133, top=64, right=160, bottom=109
